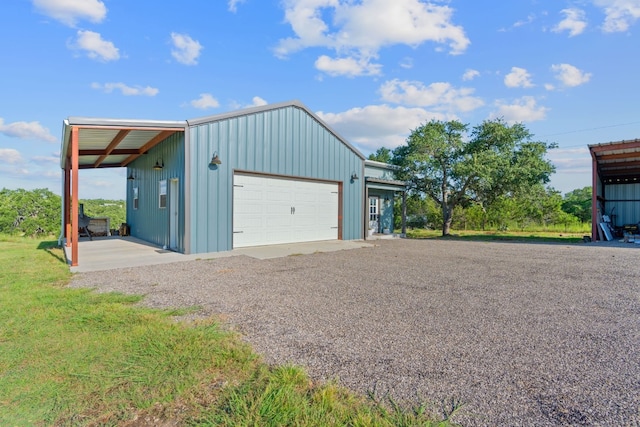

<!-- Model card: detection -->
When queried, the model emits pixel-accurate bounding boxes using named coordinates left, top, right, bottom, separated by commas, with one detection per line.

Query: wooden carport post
left=64, top=160, right=70, bottom=246
left=71, top=127, right=79, bottom=266
left=591, top=150, right=599, bottom=241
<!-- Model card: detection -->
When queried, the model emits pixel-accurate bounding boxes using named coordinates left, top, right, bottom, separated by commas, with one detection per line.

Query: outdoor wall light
left=153, top=159, right=164, bottom=170
left=210, top=151, right=222, bottom=166
left=350, top=172, right=359, bottom=181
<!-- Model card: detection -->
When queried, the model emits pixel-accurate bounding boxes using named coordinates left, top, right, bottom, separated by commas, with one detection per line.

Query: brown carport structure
left=589, top=138, right=640, bottom=240
left=60, top=117, right=185, bottom=267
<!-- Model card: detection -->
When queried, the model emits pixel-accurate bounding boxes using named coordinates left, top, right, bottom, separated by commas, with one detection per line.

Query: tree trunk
left=442, top=204, right=453, bottom=236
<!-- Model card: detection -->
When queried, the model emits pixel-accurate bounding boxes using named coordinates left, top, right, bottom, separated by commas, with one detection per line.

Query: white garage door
left=233, top=173, right=339, bottom=248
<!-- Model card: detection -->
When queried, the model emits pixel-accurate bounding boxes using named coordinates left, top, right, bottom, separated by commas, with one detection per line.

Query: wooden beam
left=93, top=129, right=131, bottom=168
left=597, top=152, right=640, bottom=161
left=121, top=130, right=177, bottom=167
left=71, top=127, right=79, bottom=267
left=79, top=163, right=125, bottom=169
left=79, top=149, right=139, bottom=156
left=600, top=160, right=640, bottom=169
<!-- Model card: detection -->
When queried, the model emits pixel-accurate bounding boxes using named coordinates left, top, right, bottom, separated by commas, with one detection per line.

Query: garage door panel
left=233, top=173, right=339, bottom=248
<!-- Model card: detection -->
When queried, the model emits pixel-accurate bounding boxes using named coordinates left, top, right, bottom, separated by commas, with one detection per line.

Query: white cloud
left=91, top=82, right=159, bottom=96
left=32, top=154, right=59, bottom=165
left=547, top=147, right=591, bottom=174
left=170, top=32, right=202, bottom=65
left=399, top=57, right=414, bottom=69
left=462, top=69, right=480, bottom=81
left=315, top=54, right=382, bottom=77
left=228, top=0, right=246, bottom=12
left=551, top=63, right=592, bottom=87
left=276, top=0, right=469, bottom=76
left=491, top=96, right=549, bottom=123
left=70, top=30, right=120, bottom=61
left=594, top=0, right=640, bottom=32
left=504, top=67, right=534, bottom=88
left=0, top=118, right=57, bottom=142
left=553, top=8, right=588, bottom=36
left=318, top=104, right=447, bottom=151
left=32, top=0, right=107, bottom=27
left=0, top=148, right=23, bottom=164
left=250, top=96, right=268, bottom=107
left=379, top=79, right=484, bottom=113
left=190, top=93, right=220, bottom=109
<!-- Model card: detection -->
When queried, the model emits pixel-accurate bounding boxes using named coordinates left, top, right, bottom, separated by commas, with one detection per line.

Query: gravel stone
left=69, top=239, right=640, bottom=426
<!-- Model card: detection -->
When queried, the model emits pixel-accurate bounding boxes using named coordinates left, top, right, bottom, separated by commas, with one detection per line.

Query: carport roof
left=60, top=117, right=186, bottom=170
left=589, top=138, right=640, bottom=184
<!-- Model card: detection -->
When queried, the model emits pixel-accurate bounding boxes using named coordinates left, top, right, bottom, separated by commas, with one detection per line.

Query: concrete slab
left=64, top=237, right=374, bottom=273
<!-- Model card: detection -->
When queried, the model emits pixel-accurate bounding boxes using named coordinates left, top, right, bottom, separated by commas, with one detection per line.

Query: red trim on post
left=591, top=152, right=598, bottom=241
left=71, top=127, right=79, bottom=266
left=64, top=161, right=70, bottom=244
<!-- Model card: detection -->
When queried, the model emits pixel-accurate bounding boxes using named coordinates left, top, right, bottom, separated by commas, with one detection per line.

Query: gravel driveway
left=70, top=239, right=640, bottom=426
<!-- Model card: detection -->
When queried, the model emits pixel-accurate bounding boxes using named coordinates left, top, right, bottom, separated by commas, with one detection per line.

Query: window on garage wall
left=159, top=180, right=167, bottom=209
left=133, top=187, right=139, bottom=210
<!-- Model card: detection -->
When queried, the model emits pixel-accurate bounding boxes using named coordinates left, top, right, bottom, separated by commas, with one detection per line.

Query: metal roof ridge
left=186, top=100, right=366, bottom=160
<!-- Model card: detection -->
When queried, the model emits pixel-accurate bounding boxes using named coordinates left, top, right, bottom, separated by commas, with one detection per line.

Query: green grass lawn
left=0, top=236, right=456, bottom=426
left=405, top=228, right=587, bottom=244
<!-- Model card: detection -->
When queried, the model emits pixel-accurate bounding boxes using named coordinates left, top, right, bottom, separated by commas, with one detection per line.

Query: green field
left=0, top=236, right=456, bottom=426
left=405, top=228, right=588, bottom=244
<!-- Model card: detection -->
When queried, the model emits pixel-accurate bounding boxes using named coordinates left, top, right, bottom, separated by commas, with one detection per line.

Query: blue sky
left=1, top=0, right=639, bottom=200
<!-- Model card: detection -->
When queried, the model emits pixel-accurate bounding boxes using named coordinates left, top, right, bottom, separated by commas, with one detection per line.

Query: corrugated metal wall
left=365, top=164, right=395, bottom=180
left=188, top=105, right=364, bottom=254
left=126, top=132, right=185, bottom=251
left=603, top=183, right=640, bottom=226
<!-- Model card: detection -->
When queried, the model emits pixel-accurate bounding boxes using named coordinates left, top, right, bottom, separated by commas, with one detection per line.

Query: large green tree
left=562, top=186, right=592, bottom=223
left=393, top=119, right=556, bottom=236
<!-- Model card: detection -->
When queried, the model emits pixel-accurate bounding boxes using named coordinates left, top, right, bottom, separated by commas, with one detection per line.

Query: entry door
left=169, top=179, right=179, bottom=250
left=369, top=196, right=379, bottom=232
left=233, top=174, right=339, bottom=248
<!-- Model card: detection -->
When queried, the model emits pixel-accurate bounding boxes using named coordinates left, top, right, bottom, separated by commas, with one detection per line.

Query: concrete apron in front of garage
left=63, top=236, right=374, bottom=273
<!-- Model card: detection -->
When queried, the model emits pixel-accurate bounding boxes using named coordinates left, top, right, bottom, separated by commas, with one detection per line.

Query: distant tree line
left=0, top=188, right=126, bottom=236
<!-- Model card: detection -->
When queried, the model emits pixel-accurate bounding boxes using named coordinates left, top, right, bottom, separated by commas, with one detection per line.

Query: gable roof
left=187, top=100, right=365, bottom=160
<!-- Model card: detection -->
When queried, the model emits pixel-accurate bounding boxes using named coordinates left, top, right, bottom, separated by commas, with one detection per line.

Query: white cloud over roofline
left=70, top=30, right=120, bottom=62
left=190, top=93, right=220, bottom=110
left=379, top=79, right=484, bottom=113
left=275, top=0, right=469, bottom=76
left=0, top=118, right=57, bottom=143
left=170, top=32, right=203, bottom=66
left=32, top=0, right=107, bottom=27
left=318, top=104, right=449, bottom=151
left=91, top=82, right=159, bottom=96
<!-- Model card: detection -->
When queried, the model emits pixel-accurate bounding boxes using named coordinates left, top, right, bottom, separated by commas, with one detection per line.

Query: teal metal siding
left=188, top=105, right=363, bottom=253
left=126, top=132, right=186, bottom=251
left=603, top=183, right=640, bottom=226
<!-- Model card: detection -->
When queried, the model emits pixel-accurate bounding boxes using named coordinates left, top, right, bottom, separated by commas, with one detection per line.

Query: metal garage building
left=589, top=138, right=640, bottom=240
left=60, top=101, right=406, bottom=266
